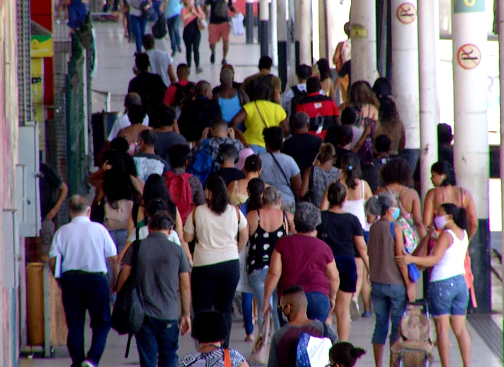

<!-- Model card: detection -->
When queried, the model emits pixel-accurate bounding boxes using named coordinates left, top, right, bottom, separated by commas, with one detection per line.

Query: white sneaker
left=81, top=360, right=96, bottom=367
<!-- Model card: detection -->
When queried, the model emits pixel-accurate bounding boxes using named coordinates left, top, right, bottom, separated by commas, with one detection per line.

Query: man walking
left=49, top=195, right=119, bottom=367
left=166, top=0, right=183, bottom=56
left=205, top=0, right=236, bottom=66
left=118, top=210, right=192, bottom=367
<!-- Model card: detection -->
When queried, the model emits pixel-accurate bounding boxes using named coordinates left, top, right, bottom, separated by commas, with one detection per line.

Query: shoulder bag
left=249, top=309, right=272, bottom=365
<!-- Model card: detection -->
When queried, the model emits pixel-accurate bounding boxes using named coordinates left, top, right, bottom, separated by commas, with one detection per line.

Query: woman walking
left=181, top=0, right=205, bottom=74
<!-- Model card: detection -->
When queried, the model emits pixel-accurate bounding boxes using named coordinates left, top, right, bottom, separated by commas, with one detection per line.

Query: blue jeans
left=167, top=14, right=182, bottom=52
left=249, top=144, right=266, bottom=154
left=242, top=292, right=254, bottom=335
left=306, top=292, right=331, bottom=323
left=371, top=282, right=407, bottom=345
left=68, top=0, right=87, bottom=29
left=428, top=275, right=468, bottom=317
left=130, top=15, right=148, bottom=53
left=248, top=268, right=280, bottom=330
left=61, top=273, right=111, bottom=367
left=135, top=316, right=179, bottom=367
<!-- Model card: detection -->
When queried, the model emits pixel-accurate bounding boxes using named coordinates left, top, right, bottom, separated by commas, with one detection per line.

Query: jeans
left=191, top=260, right=240, bottom=348
left=167, top=15, right=182, bottom=52
left=61, top=273, right=111, bottom=367
left=130, top=15, right=147, bottom=53
left=371, top=282, right=407, bottom=345
left=68, top=0, right=87, bottom=29
left=248, top=268, right=280, bottom=330
left=242, top=292, right=254, bottom=335
left=428, top=275, right=468, bottom=317
left=135, top=316, right=179, bottom=367
left=306, top=292, right=331, bottom=323
left=183, top=20, right=201, bottom=68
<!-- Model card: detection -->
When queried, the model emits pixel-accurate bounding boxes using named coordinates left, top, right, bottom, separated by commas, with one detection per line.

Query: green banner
left=454, top=0, right=485, bottom=13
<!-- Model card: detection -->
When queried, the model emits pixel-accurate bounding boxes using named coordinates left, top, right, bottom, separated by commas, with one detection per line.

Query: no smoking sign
left=457, top=44, right=481, bottom=70
left=396, top=3, right=417, bottom=24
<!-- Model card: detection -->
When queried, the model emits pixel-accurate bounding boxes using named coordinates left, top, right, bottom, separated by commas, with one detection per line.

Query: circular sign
left=457, top=44, right=481, bottom=70
left=396, top=3, right=417, bottom=24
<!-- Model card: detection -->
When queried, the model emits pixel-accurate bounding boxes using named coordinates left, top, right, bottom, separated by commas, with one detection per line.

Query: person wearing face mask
left=267, top=286, right=338, bottom=367
left=397, top=203, right=471, bottom=367
left=365, top=192, right=416, bottom=367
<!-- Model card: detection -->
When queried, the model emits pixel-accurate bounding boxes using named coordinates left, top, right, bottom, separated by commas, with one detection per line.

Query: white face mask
left=434, top=215, right=448, bottom=230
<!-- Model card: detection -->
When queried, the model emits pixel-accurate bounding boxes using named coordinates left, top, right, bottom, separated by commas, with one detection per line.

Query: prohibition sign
left=457, top=44, right=481, bottom=70
left=397, top=3, right=417, bottom=24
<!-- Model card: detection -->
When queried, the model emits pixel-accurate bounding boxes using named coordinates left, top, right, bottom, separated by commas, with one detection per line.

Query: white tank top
left=430, top=229, right=468, bottom=282
left=342, top=180, right=369, bottom=231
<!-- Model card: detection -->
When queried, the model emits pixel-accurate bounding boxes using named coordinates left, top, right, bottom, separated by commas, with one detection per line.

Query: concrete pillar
left=287, top=0, right=297, bottom=86
left=499, top=0, right=504, bottom=319
left=245, top=0, right=254, bottom=44
left=350, top=0, right=377, bottom=84
left=418, top=0, right=439, bottom=199
left=311, top=0, right=320, bottom=61
left=391, top=0, right=420, bottom=171
left=270, top=0, right=278, bottom=65
left=277, top=0, right=288, bottom=91
left=259, top=0, right=269, bottom=56
left=298, top=0, right=311, bottom=65
left=452, top=0, right=489, bottom=313
left=293, top=0, right=300, bottom=68
left=317, top=0, right=328, bottom=60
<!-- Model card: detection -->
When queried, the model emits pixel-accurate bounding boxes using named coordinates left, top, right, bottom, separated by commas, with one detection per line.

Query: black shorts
left=335, top=256, right=357, bottom=293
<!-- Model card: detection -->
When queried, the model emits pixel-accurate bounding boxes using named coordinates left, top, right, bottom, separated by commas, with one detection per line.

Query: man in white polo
left=49, top=195, right=119, bottom=367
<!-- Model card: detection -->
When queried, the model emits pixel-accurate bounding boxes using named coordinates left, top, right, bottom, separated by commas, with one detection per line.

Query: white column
left=311, top=0, right=320, bottom=61
left=418, top=0, right=438, bottom=199
left=391, top=0, right=420, bottom=158
left=452, top=0, right=489, bottom=312
left=277, top=0, right=288, bottom=90
left=499, top=0, right=504, bottom=319
left=270, top=0, right=278, bottom=65
left=259, top=0, right=269, bottom=56
left=349, top=0, right=377, bottom=84
left=298, top=0, right=311, bottom=65
left=317, top=0, right=327, bottom=59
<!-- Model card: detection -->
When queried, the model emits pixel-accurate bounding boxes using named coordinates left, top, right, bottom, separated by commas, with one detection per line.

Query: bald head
left=69, top=195, right=90, bottom=217
left=220, top=68, right=234, bottom=86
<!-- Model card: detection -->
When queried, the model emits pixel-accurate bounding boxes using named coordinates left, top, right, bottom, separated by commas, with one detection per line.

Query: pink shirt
left=181, top=5, right=204, bottom=27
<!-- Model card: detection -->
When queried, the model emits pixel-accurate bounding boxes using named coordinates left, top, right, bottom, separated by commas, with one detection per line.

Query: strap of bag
left=223, top=349, right=232, bottom=367
left=192, top=207, right=198, bottom=243
left=133, top=203, right=140, bottom=240
left=322, top=321, right=329, bottom=339
left=269, top=153, right=291, bottom=188
left=254, top=101, right=268, bottom=128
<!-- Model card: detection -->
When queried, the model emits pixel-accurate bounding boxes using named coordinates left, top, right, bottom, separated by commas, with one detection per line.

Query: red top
left=275, top=235, right=334, bottom=297
left=163, top=79, right=190, bottom=106
left=295, top=92, right=339, bottom=133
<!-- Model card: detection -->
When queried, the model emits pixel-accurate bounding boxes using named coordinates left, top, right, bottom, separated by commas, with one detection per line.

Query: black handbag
left=152, top=12, right=168, bottom=39
left=140, top=1, right=155, bottom=20
left=111, top=240, right=145, bottom=357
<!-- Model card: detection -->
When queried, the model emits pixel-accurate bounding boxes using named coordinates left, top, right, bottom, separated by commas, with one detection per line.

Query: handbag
left=197, top=18, right=207, bottom=30
left=152, top=12, right=168, bottom=39
left=111, top=240, right=145, bottom=357
left=104, top=199, right=134, bottom=231
left=390, top=222, right=420, bottom=282
left=249, top=309, right=272, bottom=365
left=140, top=0, right=155, bottom=19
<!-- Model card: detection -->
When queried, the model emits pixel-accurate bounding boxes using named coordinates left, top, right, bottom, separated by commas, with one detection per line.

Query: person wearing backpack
left=240, top=56, right=282, bottom=104
left=163, top=63, right=196, bottom=109
left=282, top=64, right=312, bottom=117
left=165, top=145, right=205, bottom=224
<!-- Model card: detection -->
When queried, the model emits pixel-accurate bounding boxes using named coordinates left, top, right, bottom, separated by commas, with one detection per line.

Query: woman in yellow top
left=231, top=83, right=289, bottom=154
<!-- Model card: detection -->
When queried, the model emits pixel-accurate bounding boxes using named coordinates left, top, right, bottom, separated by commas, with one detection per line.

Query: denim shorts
left=371, top=282, right=407, bottom=345
left=428, top=275, right=468, bottom=317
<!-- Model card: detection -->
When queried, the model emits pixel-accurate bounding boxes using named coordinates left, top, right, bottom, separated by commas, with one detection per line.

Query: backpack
left=390, top=300, right=434, bottom=367
left=295, top=322, right=332, bottom=367
left=174, top=81, right=196, bottom=107
left=104, top=199, right=134, bottom=231
left=390, top=222, right=421, bottom=282
left=290, top=85, right=307, bottom=115
left=187, top=139, right=217, bottom=187
left=164, top=171, right=195, bottom=225
left=246, top=75, right=274, bottom=102
left=152, top=12, right=168, bottom=39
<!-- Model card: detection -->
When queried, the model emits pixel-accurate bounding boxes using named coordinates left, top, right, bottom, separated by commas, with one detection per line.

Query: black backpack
left=174, top=81, right=196, bottom=107
left=246, top=74, right=274, bottom=102
left=152, top=12, right=168, bottom=39
left=290, top=85, right=307, bottom=114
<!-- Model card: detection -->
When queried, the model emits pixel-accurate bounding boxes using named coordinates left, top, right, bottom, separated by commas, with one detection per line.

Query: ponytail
left=329, top=342, right=366, bottom=367
left=341, top=153, right=361, bottom=190
left=440, top=203, right=468, bottom=230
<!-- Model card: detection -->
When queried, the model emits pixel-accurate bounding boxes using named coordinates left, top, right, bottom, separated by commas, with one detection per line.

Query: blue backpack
left=187, top=139, right=217, bottom=186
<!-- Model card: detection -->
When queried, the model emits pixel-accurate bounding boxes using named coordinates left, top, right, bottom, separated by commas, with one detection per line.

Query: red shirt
left=163, top=79, right=190, bottom=106
left=295, top=93, right=339, bottom=132
left=275, top=234, right=334, bottom=297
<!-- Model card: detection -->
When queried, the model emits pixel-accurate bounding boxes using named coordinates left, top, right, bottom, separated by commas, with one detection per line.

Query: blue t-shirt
left=166, top=0, right=183, bottom=18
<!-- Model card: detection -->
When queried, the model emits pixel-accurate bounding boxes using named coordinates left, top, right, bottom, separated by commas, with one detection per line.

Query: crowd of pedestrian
left=48, top=8, right=475, bottom=367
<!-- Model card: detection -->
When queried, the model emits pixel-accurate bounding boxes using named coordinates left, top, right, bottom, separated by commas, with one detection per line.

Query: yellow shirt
left=242, top=100, right=287, bottom=147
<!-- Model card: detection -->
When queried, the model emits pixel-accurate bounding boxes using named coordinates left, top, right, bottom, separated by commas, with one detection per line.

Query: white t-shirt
left=49, top=216, right=117, bottom=274
left=184, top=204, right=248, bottom=267
left=146, top=49, right=174, bottom=88
left=127, top=225, right=182, bottom=246
left=108, top=113, right=150, bottom=141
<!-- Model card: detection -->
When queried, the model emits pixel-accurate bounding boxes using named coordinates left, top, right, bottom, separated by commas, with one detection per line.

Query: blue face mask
left=391, top=207, right=401, bottom=221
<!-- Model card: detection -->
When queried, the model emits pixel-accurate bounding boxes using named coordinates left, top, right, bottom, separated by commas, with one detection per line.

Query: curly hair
left=318, top=143, right=336, bottom=164
left=380, top=157, right=412, bottom=186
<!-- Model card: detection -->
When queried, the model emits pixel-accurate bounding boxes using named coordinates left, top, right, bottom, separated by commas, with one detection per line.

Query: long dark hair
left=316, top=59, right=331, bottom=82
left=103, top=169, right=136, bottom=204
left=329, top=342, right=366, bottom=367
left=431, top=161, right=457, bottom=186
left=247, top=178, right=265, bottom=212
left=143, top=174, right=177, bottom=220
left=205, top=174, right=230, bottom=215
left=440, top=203, right=468, bottom=230
left=341, top=153, right=361, bottom=190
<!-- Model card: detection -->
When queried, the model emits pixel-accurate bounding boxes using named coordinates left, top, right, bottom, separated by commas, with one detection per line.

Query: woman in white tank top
left=400, top=203, right=471, bottom=367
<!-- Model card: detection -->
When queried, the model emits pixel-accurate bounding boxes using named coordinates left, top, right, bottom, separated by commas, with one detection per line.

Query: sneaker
left=171, top=50, right=176, bottom=57
left=361, top=310, right=372, bottom=318
left=221, top=58, right=227, bottom=65
left=81, top=360, right=96, bottom=367
left=196, top=67, right=203, bottom=74
left=177, top=45, right=182, bottom=52
left=210, top=53, right=215, bottom=64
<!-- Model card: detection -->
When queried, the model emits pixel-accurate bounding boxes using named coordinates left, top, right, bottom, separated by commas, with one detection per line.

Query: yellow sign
left=351, top=24, right=368, bottom=38
left=31, top=35, right=53, bottom=58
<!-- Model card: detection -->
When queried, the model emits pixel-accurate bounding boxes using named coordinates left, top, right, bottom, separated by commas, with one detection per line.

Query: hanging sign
left=396, top=3, right=417, bottom=24
left=457, top=44, right=481, bottom=70
left=454, top=0, right=485, bottom=13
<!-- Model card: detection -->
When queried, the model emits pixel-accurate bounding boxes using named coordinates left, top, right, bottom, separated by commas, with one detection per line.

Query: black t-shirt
left=338, top=60, right=351, bottom=85
left=39, top=163, right=63, bottom=219
left=281, top=133, right=323, bottom=176
left=317, top=211, right=363, bottom=257
left=334, top=147, right=359, bottom=169
left=128, top=72, right=167, bottom=107
left=178, top=96, right=223, bottom=142
left=216, top=167, right=245, bottom=187
left=205, top=0, right=232, bottom=24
